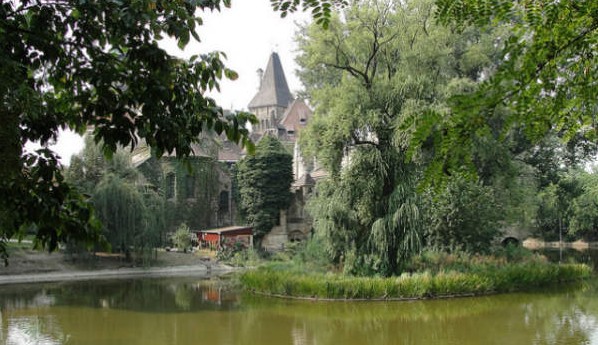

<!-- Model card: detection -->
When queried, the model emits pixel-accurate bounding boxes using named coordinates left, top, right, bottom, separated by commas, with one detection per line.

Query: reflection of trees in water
left=2, top=278, right=598, bottom=344
left=240, top=281, right=598, bottom=345
left=539, top=248, right=598, bottom=269
left=0, top=278, right=239, bottom=313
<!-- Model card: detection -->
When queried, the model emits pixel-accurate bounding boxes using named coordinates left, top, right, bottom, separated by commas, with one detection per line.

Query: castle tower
left=248, top=52, right=293, bottom=134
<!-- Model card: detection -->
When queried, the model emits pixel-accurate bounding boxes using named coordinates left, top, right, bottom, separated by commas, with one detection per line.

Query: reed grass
left=239, top=262, right=591, bottom=300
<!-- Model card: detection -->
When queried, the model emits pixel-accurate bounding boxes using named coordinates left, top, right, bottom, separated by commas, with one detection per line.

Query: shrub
left=170, top=223, right=192, bottom=252
left=240, top=262, right=591, bottom=300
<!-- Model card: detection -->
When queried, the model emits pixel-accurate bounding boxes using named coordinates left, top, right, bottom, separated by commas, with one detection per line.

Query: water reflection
left=1, top=253, right=598, bottom=345
left=239, top=282, right=598, bottom=345
left=0, top=278, right=239, bottom=314
left=538, top=248, right=598, bottom=270
left=5, top=315, right=64, bottom=345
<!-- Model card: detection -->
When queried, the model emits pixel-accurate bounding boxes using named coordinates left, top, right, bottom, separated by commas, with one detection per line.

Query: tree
left=415, top=0, right=598, bottom=182
left=93, top=173, right=145, bottom=258
left=66, top=135, right=138, bottom=193
left=0, top=0, right=262, bottom=261
left=298, top=0, right=500, bottom=275
left=424, top=175, right=500, bottom=253
left=0, top=0, right=355, bottom=263
left=569, top=171, right=598, bottom=240
left=236, top=136, right=293, bottom=248
left=66, top=137, right=165, bottom=260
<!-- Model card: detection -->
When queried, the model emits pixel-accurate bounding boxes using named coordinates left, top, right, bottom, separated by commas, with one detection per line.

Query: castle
left=245, top=52, right=322, bottom=250
left=133, top=52, right=322, bottom=250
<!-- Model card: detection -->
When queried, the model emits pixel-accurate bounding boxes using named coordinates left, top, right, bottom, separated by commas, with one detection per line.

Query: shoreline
left=0, top=263, right=237, bottom=285
left=523, top=239, right=598, bottom=250
left=0, top=249, right=237, bottom=285
left=240, top=262, right=592, bottom=301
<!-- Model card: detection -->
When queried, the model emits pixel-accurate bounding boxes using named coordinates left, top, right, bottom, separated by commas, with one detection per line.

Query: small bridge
left=500, top=225, right=533, bottom=246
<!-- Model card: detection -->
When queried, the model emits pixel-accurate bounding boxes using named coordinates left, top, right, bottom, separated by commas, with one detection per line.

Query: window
left=219, top=191, right=229, bottom=213
left=166, top=173, right=176, bottom=199
left=185, top=174, right=196, bottom=199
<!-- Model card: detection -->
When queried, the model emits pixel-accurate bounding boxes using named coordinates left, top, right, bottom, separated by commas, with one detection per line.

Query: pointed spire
left=248, top=52, right=293, bottom=109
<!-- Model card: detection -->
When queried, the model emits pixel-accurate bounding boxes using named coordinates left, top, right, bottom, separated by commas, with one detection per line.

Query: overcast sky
left=38, top=1, right=310, bottom=165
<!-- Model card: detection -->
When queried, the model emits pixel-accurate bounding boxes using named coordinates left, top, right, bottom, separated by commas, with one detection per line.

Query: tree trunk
left=0, top=109, right=22, bottom=234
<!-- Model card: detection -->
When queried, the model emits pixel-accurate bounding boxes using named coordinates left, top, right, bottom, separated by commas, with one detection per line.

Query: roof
left=292, top=173, right=315, bottom=188
left=199, top=225, right=253, bottom=235
left=131, top=134, right=218, bottom=167
left=248, top=52, right=293, bottom=109
left=217, top=140, right=245, bottom=162
left=280, top=99, right=312, bottom=139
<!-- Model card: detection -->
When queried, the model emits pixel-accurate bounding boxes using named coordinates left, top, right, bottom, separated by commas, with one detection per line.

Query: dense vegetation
left=0, top=0, right=259, bottom=262
left=236, top=136, right=294, bottom=248
left=1, top=0, right=595, bottom=272
left=241, top=261, right=591, bottom=300
left=292, top=0, right=597, bottom=277
left=65, top=136, right=229, bottom=260
left=66, top=136, right=164, bottom=261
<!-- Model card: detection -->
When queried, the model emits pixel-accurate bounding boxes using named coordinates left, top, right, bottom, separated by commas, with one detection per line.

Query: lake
left=1, top=249, right=598, bottom=345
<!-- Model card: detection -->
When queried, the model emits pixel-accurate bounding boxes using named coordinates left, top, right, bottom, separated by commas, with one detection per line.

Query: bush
left=170, top=223, right=192, bottom=252
left=240, top=261, right=590, bottom=300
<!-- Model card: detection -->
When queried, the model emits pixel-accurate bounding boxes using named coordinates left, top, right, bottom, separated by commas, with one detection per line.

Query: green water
left=2, top=251, right=598, bottom=345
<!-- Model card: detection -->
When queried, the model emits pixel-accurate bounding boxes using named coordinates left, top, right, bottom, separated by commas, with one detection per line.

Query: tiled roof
left=280, top=99, right=312, bottom=140
left=248, top=52, right=293, bottom=109
left=217, top=140, right=245, bottom=162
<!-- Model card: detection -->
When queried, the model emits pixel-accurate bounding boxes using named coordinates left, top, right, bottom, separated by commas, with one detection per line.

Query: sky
left=32, top=1, right=311, bottom=165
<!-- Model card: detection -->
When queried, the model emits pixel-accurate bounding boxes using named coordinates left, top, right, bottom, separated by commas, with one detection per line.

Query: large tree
left=0, top=0, right=270, bottom=260
left=236, top=136, right=293, bottom=248
left=298, top=0, right=501, bottom=275
left=282, top=0, right=597, bottom=179
left=413, top=0, right=598, bottom=181
left=66, top=136, right=165, bottom=260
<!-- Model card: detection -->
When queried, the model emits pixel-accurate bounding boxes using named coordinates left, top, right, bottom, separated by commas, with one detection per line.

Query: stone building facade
left=244, top=52, right=320, bottom=251
left=131, top=52, right=322, bottom=250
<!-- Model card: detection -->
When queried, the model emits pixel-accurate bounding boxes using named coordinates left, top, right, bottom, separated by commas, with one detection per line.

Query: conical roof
left=248, top=52, right=293, bottom=109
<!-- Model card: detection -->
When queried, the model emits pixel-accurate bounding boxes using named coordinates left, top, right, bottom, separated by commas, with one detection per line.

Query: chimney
left=256, top=68, right=264, bottom=89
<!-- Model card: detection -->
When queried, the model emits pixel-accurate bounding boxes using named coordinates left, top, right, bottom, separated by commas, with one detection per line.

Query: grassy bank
left=239, top=259, right=591, bottom=300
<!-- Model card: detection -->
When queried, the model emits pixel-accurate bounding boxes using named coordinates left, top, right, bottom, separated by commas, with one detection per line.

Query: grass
left=239, top=251, right=592, bottom=300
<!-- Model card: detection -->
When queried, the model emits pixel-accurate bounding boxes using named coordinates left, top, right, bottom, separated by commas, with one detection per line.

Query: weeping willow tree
left=67, top=137, right=166, bottom=260
left=298, top=0, right=499, bottom=276
left=93, top=174, right=145, bottom=256
left=308, top=150, right=424, bottom=276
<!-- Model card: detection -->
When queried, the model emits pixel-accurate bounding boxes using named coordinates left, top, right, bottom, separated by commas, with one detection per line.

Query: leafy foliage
left=93, top=174, right=145, bottom=256
left=298, top=0, right=500, bottom=275
left=270, top=0, right=347, bottom=28
left=170, top=223, right=193, bottom=252
left=161, top=157, right=221, bottom=231
left=424, top=175, right=501, bottom=253
left=422, top=0, right=598, bottom=182
left=0, top=0, right=258, bottom=259
left=568, top=172, right=598, bottom=239
left=67, top=137, right=165, bottom=260
left=236, top=136, right=293, bottom=247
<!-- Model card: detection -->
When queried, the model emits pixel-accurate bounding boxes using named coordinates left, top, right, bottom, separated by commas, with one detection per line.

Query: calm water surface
left=1, top=250, right=598, bottom=345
